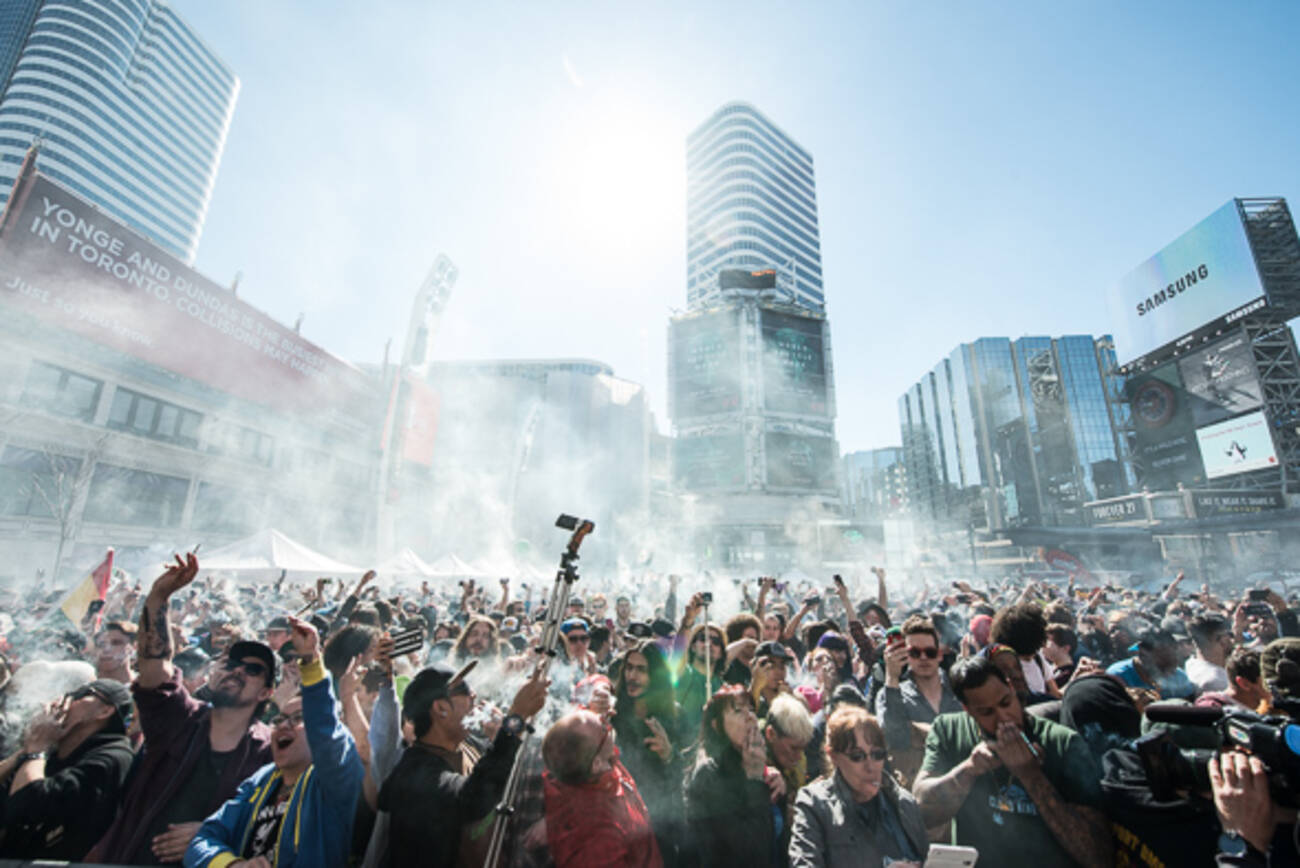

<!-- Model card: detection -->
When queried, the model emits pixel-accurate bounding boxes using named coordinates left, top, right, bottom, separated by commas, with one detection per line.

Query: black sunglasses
left=567, top=633, right=591, bottom=643
left=842, top=747, right=888, bottom=763
left=223, top=658, right=269, bottom=678
left=907, top=647, right=939, bottom=659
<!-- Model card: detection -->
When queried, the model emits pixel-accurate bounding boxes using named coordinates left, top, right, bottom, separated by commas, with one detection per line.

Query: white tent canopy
left=426, top=553, right=485, bottom=577
left=199, top=529, right=364, bottom=576
left=374, top=548, right=438, bottom=578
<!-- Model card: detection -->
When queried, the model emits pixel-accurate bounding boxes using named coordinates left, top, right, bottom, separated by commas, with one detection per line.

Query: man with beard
left=185, top=616, right=364, bottom=868
left=452, top=615, right=498, bottom=663
left=913, top=656, right=1111, bottom=868
left=88, top=553, right=275, bottom=865
left=378, top=659, right=548, bottom=867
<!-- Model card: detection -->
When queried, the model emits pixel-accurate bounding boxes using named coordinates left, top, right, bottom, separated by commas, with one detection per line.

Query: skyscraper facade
left=899, top=335, right=1131, bottom=530
left=686, top=102, right=824, bottom=311
left=0, top=0, right=238, bottom=263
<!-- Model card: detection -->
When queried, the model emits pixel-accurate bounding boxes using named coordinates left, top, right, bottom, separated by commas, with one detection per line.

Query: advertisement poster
left=760, top=310, right=828, bottom=416
left=674, top=432, right=746, bottom=490
left=0, top=173, right=369, bottom=411
left=671, top=310, right=742, bottom=418
left=764, top=431, right=836, bottom=490
left=1127, top=363, right=1206, bottom=489
left=1108, top=200, right=1267, bottom=366
left=1177, top=331, right=1263, bottom=426
left=1196, top=410, right=1279, bottom=479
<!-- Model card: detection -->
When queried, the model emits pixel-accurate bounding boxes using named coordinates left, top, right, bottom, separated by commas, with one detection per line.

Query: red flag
left=59, top=548, right=113, bottom=629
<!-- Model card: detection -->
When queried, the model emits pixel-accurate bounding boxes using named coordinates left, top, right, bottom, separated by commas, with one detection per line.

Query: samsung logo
left=1136, top=264, right=1209, bottom=316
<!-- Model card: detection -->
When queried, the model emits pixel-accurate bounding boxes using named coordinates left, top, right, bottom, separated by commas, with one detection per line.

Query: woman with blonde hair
left=788, top=706, right=928, bottom=867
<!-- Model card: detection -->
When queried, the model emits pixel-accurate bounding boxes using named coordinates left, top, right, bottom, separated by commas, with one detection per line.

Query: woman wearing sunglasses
left=674, top=621, right=727, bottom=744
left=789, top=707, right=928, bottom=868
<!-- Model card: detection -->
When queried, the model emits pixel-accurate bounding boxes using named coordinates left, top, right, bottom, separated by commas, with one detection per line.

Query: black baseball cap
left=226, top=640, right=278, bottom=685
left=402, top=660, right=478, bottom=720
left=626, top=621, right=653, bottom=639
left=74, top=678, right=134, bottom=729
left=266, top=616, right=291, bottom=632
left=755, top=640, right=794, bottom=662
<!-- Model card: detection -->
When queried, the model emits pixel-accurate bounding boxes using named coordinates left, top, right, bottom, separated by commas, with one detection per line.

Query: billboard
left=0, top=172, right=369, bottom=411
left=1177, top=330, right=1263, bottom=426
left=1192, top=490, right=1285, bottom=517
left=1196, top=410, right=1279, bottom=479
left=1127, top=364, right=1205, bottom=489
left=674, top=432, right=746, bottom=490
left=671, top=309, right=742, bottom=419
left=764, top=431, right=836, bottom=490
left=1109, top=200, right=1267, bottom=367
left=760, top=309, right=828, bottom=416
left=720, top=268, right=777, bottom=290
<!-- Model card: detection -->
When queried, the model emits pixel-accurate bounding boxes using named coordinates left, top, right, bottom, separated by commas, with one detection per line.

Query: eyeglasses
left=222, top=658, right=269, bottom=678
left=270, top=710, right=304, bottom=728
left=567, top=633, right=591, bottom=644
left=907, top=647, right=939, bottom=660
left=67, top=684, right=110, bottom=704
left=841, top=746, right=888, bottom=763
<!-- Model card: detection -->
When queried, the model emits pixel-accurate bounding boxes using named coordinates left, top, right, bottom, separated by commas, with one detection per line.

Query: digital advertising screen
left=1195, top=410, right=1279, bottom=479
left=1176, top=330, right=1263, bottom=427
left=674, top=432, right=746, bottom=490
left=1108, top=200, right=1267, bottom=367
left=670, top=310, right=742, bottom=419
left=760, top=310, right=828, bottom=416
left=1127, top=363, right=1205, bottom=489
left=764, top=431, right=837, bottom=491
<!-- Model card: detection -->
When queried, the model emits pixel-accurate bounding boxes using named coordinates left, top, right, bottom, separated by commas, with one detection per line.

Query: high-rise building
left=686, top=102, right=824, bottom=311
left=0, top=0, right=238, bottom=263
left=842, top=447, right=907, bottom=520
left=899, top=335, right=1131, bottom=530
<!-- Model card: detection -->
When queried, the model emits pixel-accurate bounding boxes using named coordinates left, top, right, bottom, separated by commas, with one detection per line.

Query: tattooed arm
left=913, top=740, right=1002, bottom=827
left=137, top=552, right=199, bottom=689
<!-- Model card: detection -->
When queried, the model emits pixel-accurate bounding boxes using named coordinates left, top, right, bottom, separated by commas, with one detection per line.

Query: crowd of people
left=0, top=554, right=1295, bottom=867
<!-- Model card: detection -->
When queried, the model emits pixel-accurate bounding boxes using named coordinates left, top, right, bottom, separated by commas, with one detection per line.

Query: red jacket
left=544, top=761, right=663, bottom=868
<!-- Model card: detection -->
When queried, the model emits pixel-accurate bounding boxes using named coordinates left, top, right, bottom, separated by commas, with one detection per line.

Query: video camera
left=1139, top=702, right=1300, bottom=806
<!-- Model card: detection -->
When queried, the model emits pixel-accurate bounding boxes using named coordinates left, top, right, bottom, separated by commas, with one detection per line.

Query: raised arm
left=755, top=577, right=774, bottom=617
left=137, top=552, right=198, bottom=689
left=871, top=566, right=888, bottom=612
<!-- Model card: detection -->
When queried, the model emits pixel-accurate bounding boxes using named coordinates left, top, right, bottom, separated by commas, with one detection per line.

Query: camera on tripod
left=1139, top=702, right=1300, bottom=805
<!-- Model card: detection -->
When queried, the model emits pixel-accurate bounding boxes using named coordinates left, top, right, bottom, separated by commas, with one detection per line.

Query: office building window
left=82, top=463, right=188, bottom=527
left=205, top=421, right=274, bottom=466
left=20, top=361, right=102, bottom=421
left=0, top=446, right=82, bottom=517
left=107, top=388, right=201, bottom=447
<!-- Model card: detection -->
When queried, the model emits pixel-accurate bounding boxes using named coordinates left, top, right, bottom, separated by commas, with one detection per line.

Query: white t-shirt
left=1186, top=656, right=1228, bottom=693
left=1020, top=653, right=1054, bottom=695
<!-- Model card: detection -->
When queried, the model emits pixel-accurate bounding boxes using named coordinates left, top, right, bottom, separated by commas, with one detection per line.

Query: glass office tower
left=899, top=335, right=1130, bottom=529
left=685, top=101, right=825, bottom=311
left=0, top=0, right=238, bottom=262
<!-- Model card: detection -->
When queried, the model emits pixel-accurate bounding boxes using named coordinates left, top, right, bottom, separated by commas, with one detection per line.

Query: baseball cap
left=560, top=617, right=590, bottom=635
left=226, top=640, right=278, bottom=685
left=626, top=621, right=653, bottom=639
left=402, top=659, right=478, bottom=720
left=266, top=616, right=291, bottom=632
left=755, top=640, right=793, bottom=662
left=73, top=678, right=134, bottom=729
left=1159, top=617, right=1191, bottom=642
left=650, top=618, right=675, bottom=638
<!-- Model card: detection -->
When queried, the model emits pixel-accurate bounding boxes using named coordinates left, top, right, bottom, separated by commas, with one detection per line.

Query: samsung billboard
left=1109, top=201, right=1267, bottom=368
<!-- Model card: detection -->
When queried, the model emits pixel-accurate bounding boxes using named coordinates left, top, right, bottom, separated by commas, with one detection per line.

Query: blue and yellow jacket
left=184, top=658, right=365, bottom=868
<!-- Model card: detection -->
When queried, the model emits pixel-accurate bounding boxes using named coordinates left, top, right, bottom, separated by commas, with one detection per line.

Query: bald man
left=541, top=710, right=662, bottom=868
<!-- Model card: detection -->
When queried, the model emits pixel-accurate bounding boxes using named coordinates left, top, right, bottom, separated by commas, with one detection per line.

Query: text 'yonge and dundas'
left=0, top=171, right=369, bottom=411
left=1108, top=199, right=1268, bottom=367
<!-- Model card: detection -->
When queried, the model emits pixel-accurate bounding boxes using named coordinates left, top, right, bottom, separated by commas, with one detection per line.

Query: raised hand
left=149, top=552, right=199, bottom=601
left=287, top=614, right=320, bottom=662
left=644, top=716, right=673, bottom=762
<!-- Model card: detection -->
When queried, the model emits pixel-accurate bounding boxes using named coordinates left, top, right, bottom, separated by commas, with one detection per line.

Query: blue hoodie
left=184, top=657, right=364, bottom=868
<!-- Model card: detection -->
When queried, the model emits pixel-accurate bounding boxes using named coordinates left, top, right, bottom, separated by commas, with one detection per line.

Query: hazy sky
left=172, top=0, right=1300, bottom=453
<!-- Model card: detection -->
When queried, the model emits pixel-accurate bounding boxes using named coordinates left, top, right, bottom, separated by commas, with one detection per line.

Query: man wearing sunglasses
left=0, top=679, right=134, bottom=860
left=88, top=553, right=276, bottom=866
left=186, top=615, right=364, bottom=868
left=875, top=616, right=961, bottom=756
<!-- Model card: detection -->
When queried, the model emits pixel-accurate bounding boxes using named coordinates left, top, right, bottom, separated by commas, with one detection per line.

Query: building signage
left=674, top=432, right=746, bottom=490
left=671, top=309, right=742, bottom=419
left=1177, top=330, right=1263, bottom=426
left=1192, top=490, right=1285, bottom=517
left=1196, top=410, right=1279, bottom=479
left=1087, top=495, right=1147, bottom=525
left=1108, top=200, right=1268, bottom=367
left=0, top=173, right=369, bottom=411
left=760, top=309, right=828, bottom=416
left=1127, top=364, right=1205, bottom=489
left=764, top=431, right=836, bottom=491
